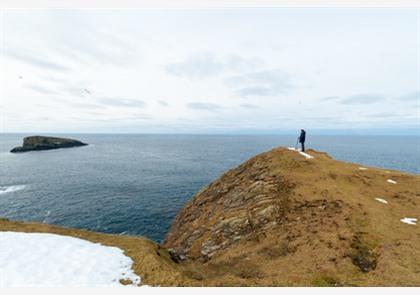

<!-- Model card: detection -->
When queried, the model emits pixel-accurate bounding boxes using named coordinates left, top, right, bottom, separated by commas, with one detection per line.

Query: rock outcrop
left=10, top=136, right=88, bottom=153
left=163, top=147, right=420, bottom=286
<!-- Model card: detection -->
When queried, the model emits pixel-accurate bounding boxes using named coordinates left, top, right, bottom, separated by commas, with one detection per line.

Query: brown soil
left=2, top=147, right=419, bottom=286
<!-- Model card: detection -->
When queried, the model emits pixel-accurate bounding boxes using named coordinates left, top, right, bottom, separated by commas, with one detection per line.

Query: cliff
left=10, top=136, right=87, bottom=153
left=163, top=147, right=420, bottom=286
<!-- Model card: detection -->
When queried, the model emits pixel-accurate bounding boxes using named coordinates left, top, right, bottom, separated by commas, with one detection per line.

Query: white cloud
left=165, top=52, right=264, bottom=80
left=339, top=94, right=386, bottom=104
left=187, top=102, right=222, bottom=111
left=6, top=49, right=70, bottom=72
left=225, top=69, right=293, bottom=97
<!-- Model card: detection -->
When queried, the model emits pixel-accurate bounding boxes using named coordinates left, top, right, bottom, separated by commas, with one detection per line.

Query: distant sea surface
left=1, top=134, right=419, bottom=242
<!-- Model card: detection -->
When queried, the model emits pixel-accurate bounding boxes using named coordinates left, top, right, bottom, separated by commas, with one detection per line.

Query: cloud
left=320, top=96, right=340, bottom=101
left=322, top=92, right=419, bottom=105
left=60, top=85, right=89, bottom=97
left=225, top=54, right=264, bottom=72
left=26, top=85, right=58, bottom=95
left=33, top=116, right=52, bottom=121
left=236, top=86, right=275, bottom=97
left=166, top=52, right=225, bottom=80
left=166, top=52, right=264, bottom=80
left=66, top=113, right=152, bottom=123
left=369, top=112, right=408, bottom=118
left=96, top=97, right=147, bottom=108
left=225, top=69, right=293, bottom=97
left=58, top=31, right=140, bottom=67
left=397, top=91, right=419, bottom=101
left=305, top=116, right=338, bottom=122
left=240, top=103, right=259, bottom=109
left=42, top=11, right=141, bottom=68
left=62, top=101, right=106, bottom=110
left=187, top=102, right=222, bottom=111
left=5, top=49, right=69, bottom=72
left=120, top=113, right=153, bottom=120
left=339, top=94, right=386, bottom=104
left=157, top=100, right=168, bottom=106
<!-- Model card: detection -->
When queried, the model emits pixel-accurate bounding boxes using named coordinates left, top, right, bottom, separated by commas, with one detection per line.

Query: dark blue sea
left=1, top=134, right=419, bottom=242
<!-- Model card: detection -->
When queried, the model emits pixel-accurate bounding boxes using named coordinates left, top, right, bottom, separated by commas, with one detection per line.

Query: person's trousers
left=301, top=142, right=305, bottom=152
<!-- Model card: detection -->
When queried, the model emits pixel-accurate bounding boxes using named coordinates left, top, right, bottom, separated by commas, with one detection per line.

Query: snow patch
left=359, top=167, right=368, bottom=170
left=400, top=218, right=417, bottom=225
left=0, top=232, right=141, bottom=287
left=287, top=147, right=314, bottom=159
left=0, top=185, right=26, bottom=195
left=374, top=198, right=388, bottom=204
left=387, top=179, right=397, bottom=184
left=299, top=151, right=314, bottom=159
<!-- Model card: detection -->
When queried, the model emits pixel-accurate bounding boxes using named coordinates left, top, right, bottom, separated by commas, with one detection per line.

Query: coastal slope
left=163, top=147, right=420, bottom=286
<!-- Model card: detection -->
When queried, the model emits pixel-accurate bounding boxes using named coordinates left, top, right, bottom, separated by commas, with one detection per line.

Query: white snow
left=387, top=179, right=397, bottom=184
left=374, top=198, right=388, bottom=204
left=299, top=151, right=314, bottom=159
left=0, top=185, right=26, bottom=195
left=359, top=167, right=368, bottom=170
left=400, top=218, right=417, bottom=225
left=287, top=147, right=314, bottom=159
left=0, top=231, right=141, bottom=287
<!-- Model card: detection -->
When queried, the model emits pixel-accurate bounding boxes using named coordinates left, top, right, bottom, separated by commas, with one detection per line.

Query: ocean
left=0, top=134, right=419, bottom=242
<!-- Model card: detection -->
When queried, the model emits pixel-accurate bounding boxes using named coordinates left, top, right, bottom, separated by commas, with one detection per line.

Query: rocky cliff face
left=164, top=149, right=296, bottom=260
left=163, top=147, right=420, bottom=286
left=10, top=136, right=87, bottom=153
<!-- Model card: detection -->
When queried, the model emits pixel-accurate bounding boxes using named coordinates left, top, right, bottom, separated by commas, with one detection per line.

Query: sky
left=0, top=8, right=419, bottom=134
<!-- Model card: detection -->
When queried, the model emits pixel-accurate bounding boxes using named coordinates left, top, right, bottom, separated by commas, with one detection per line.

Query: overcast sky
left=1, top=9, right=419, bottom=134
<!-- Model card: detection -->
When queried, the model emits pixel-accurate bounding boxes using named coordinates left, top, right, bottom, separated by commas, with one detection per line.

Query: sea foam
left=0, top=185, right=26, bottom=195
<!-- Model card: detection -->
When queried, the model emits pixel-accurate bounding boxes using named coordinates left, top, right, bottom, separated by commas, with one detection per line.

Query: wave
left=0, top=185, right=26, bottom=195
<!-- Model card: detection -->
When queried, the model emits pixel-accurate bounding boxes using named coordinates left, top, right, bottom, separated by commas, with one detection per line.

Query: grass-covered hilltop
left=1, top=147, right=419, bottom=286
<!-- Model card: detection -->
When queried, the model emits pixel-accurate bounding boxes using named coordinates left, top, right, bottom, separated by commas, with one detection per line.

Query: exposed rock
left=10, top=136, right=87, bottom=153
left=164, top=149, right=295, bottom=260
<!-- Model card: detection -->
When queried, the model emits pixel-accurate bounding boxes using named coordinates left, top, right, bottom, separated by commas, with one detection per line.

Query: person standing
left=299, top=129, right=306, bottom=152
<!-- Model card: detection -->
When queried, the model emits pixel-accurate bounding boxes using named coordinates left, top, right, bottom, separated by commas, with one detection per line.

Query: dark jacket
left=299, top=130, right=306, bottom=143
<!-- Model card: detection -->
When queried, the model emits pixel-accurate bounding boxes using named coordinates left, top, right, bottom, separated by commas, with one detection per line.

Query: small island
left=10, top=136, right=88, bottom=153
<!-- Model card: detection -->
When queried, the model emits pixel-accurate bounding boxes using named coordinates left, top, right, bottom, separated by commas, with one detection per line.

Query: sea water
left=0, top=134, right=418, bottom=242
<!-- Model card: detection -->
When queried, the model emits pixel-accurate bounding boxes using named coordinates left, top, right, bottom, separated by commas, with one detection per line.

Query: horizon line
left=1, top=130, right=419, bottom=136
